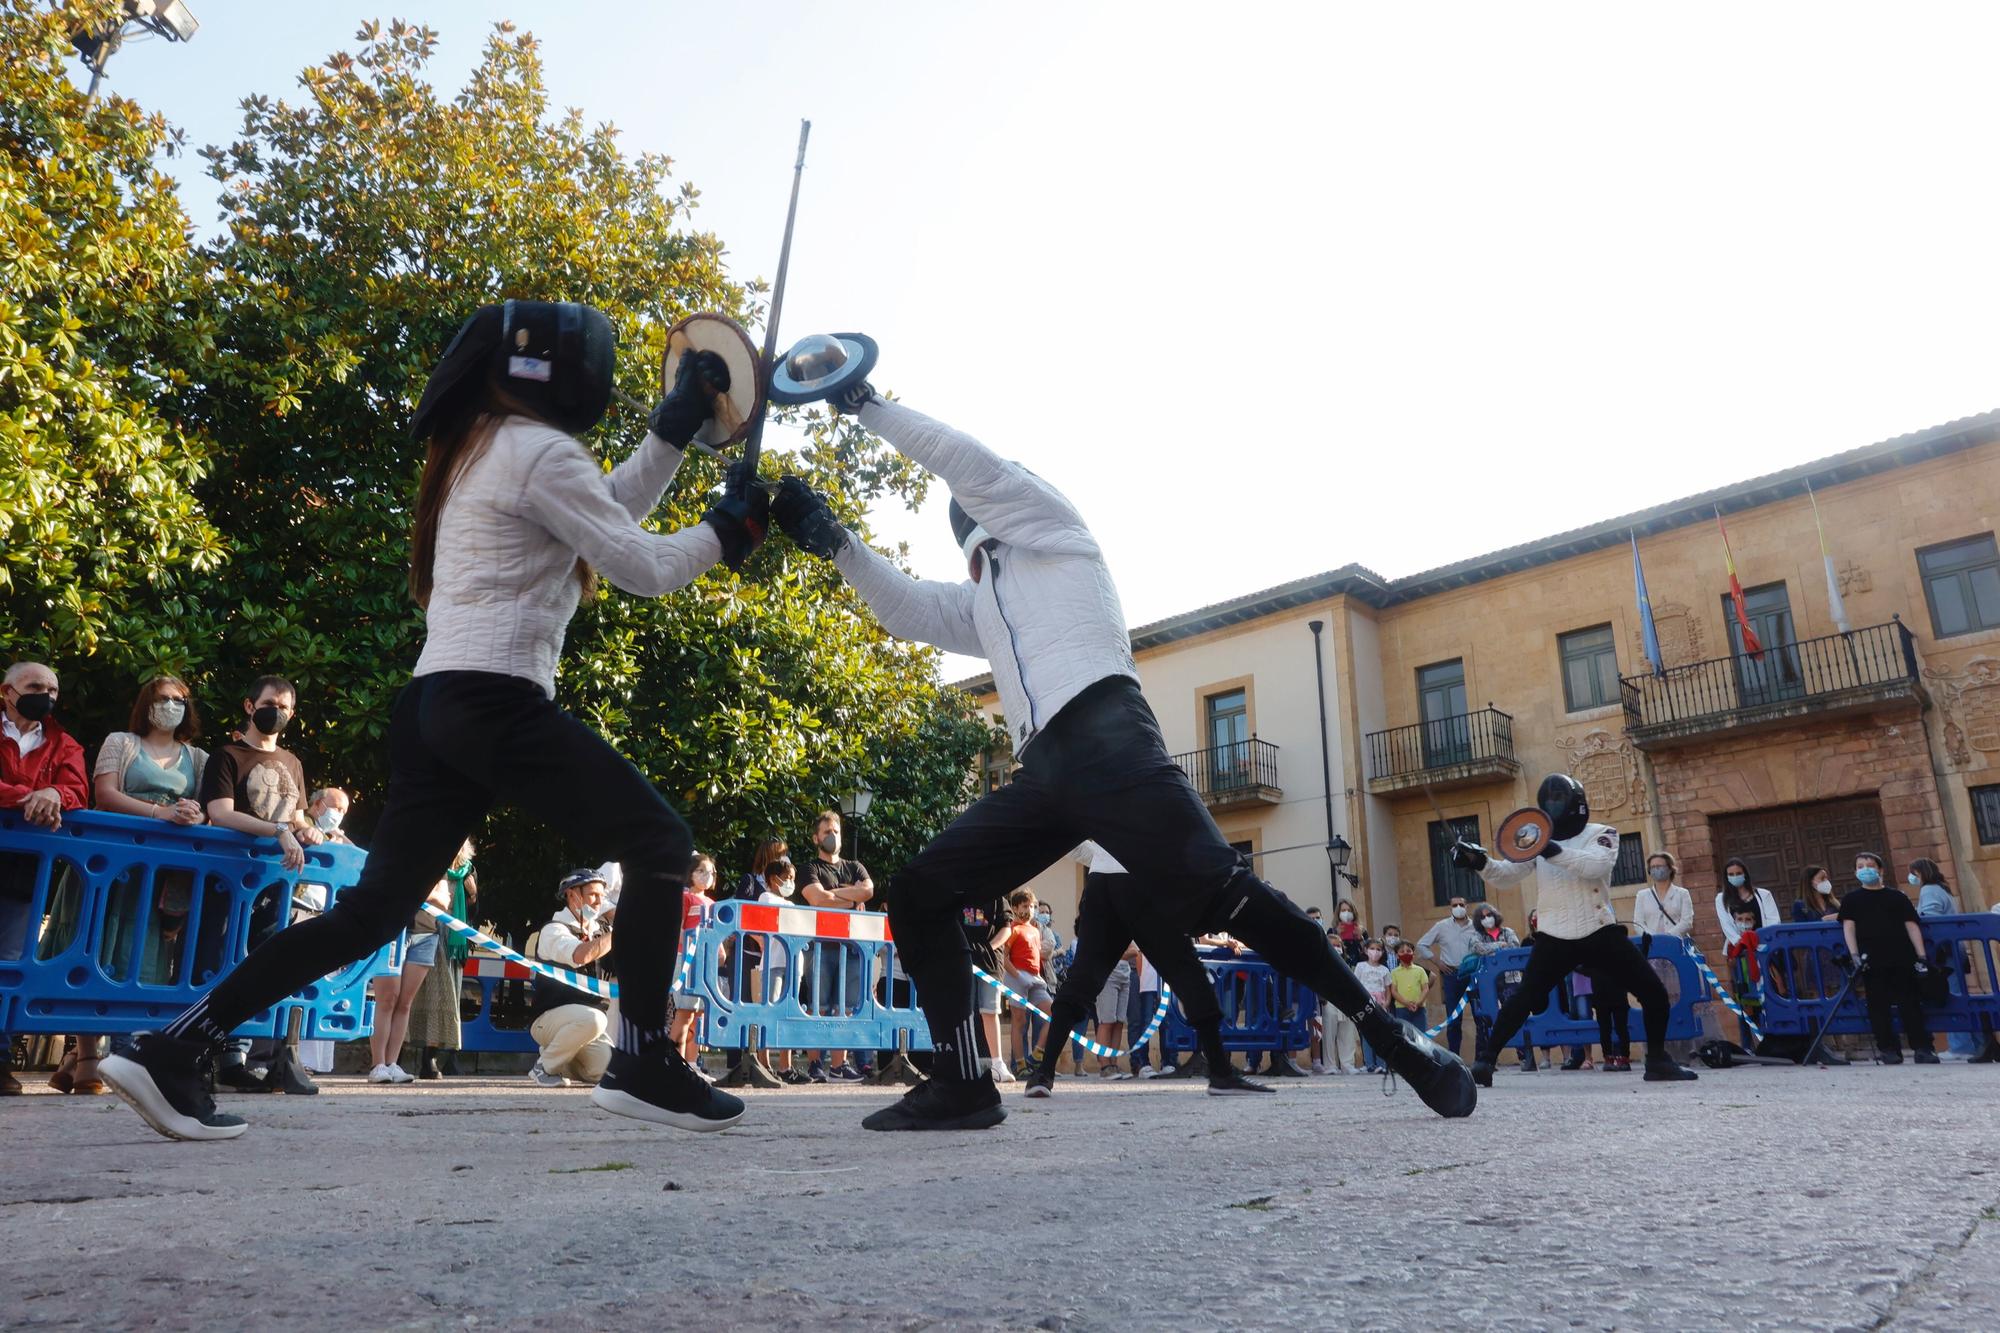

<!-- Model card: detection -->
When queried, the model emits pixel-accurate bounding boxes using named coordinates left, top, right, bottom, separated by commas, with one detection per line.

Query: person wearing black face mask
left=2, top=660, right=90, bottom=1096
left=196, top=675, right=319, bottom=874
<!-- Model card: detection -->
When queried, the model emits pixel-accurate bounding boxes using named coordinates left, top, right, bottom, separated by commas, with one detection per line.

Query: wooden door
left=1708, top=797, right=1890, bottom=914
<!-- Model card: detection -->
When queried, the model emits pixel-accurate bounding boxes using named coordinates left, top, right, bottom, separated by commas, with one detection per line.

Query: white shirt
left=1071, top=840, right=1127, bottom=875
left=2, top=713, right=43, bottom=757
left=1476, top=822, right=1623, bottom=941
left=1633, top=883, right=1695, bottom=939
left=413, top=418, right=722, bottom=697
left=536, top=908, right=605, bottom=968
left=1714, top=886, right=1782, bottom=946
left=1136, top=956, right=1159, bottom=991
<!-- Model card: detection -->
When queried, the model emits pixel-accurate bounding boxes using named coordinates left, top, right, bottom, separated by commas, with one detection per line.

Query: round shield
left=1495, top=807, right=1555, bottom=863
left=659, top=313, right=763, bottom=447
left=768, top=331, right=878, bottom=405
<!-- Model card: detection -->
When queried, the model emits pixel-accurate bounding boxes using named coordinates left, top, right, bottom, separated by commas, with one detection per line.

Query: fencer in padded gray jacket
left=831, top=399, right=1139, bottom=754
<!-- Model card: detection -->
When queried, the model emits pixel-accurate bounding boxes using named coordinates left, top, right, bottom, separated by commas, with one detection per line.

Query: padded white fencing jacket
left=833, top=400, right=1138, bottom=755
left=1474, top=822, right=1623, bottom=942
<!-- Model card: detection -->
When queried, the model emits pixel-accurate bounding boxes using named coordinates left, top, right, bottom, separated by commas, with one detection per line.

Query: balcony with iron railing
left=1365, top=708, right=1520, bottom=795
left=1171, top=738, right=1282, bottom=810
left=1619, top=618, right=1923, bottom=749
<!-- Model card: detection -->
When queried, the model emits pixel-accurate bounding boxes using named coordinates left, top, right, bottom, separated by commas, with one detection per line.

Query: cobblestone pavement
left=5, top=1062, right=1997, bottom=1331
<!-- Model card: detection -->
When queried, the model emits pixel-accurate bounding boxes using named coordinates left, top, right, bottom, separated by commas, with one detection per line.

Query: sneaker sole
left=99, top=1055, right=247, bottom=1143
left=1023, top=1084, right=1053, bottom=1099
left=590, top=1085, right=745, bottom=1133
left=861, top=1103, right=1008, bottom=1132
left=1207, top=1083, right=1276, bottom=1095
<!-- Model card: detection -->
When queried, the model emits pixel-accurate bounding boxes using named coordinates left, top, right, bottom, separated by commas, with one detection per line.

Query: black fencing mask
left=1537, top=773, right=1589, bottom=840
left=410, top=300, right=616, bottom=440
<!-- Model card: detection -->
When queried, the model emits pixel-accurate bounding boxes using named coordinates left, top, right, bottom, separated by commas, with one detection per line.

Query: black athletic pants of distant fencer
left=1044, top=870, right=1223, bottom=1055
left=1482, top=925, right=1669, bottom=1061
left=172, top=672, right=692, bottom=1045
left=886, top=675, right=1371, bottom=1081
left=1863, top=963, right=1931, bottom=1054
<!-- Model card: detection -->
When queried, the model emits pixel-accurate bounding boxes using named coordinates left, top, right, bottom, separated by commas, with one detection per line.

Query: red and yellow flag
left=1716, top=507, right=1763, bottom=659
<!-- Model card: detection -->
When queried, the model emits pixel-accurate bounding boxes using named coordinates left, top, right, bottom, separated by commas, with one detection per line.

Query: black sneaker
left=215, top=1062, right=275, bottom=1094
left=1207, top=1069, right=1275, bottom=1096
left=861, top=1077, right=1006, bottom=1131
left=1876, top=1050, right=1905, bottom=1065
left=1356, top=1006, right=1476, bottom=1118
left=100, top=1033, right=250, bottom=1142
left=1471, top=1060, right=1495, bottom=1088
left=1642, top=1055, right=1699, bottom=1082
left=780, top=1067, right=811, bottom=1085
left=1023, top=1072, right=1055, bottom=1099
left=1913, top=1049, right=1941, bottom=1065
left=590, top=1044, right=746, bottom=1133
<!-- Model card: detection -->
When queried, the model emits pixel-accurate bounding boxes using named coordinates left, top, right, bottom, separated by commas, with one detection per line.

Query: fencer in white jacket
left=773, top=387, right=1476, bottom=1129
left=1450, top=774, right=1697, bottom=1086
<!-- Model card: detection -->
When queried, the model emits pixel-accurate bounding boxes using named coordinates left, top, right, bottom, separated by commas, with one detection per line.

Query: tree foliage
left=1, top=11, right=995, bottom=937
left=0, top=0, right=226, bottom=687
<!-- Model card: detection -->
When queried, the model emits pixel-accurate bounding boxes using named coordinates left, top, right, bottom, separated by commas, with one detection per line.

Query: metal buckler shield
left=768, top=331, right=878, bottom=405
left=1495, top=807, right=1555, bottom=862
left=659, top=313, right=764, bottom=447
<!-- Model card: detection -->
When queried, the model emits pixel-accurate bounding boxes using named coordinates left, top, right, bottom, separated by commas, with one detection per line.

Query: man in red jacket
left=2, top=660, right=90, bottom=1094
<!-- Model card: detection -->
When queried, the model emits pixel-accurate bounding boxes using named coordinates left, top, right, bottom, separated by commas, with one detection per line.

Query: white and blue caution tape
left=971, top=964, right=1174, bottom=1060
left=418, top=904, right=698, bottom=999
left=1681, top=937, right=1763, bottom=1040
left=1422, top=986, right=1474, bottom=1041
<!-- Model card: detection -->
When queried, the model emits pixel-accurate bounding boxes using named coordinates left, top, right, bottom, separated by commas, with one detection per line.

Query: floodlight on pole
left=75, top=0, right=198, bottom=100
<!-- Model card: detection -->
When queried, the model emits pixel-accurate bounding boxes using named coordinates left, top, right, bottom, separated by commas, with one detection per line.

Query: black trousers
left=887, top=676, right=1372, bottom=1079
left=1054, top=871, right=1223, bottom=1026
left=1482, top=926, right=1668, bottom=1061
left=1862, top=963, right=1931, bottom=1053
left=1593, top=988, right=1632, bottom=1058
left=197, top=671, right=692, bottom=1039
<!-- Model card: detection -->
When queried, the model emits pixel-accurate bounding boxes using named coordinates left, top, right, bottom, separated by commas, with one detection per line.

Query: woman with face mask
left=1714, top=857, right=1780, bottom=948
left=76, top=677, right=214, bottom=1094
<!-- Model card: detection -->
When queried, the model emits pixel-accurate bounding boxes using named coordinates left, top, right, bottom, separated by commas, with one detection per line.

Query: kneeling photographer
left=529, top=869, right=616, bottom=1086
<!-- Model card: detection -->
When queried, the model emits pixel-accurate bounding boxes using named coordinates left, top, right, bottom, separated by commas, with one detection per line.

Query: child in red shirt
left=669, top=853, right=718, bottom=1067
left=992, top=888, right=1054, bottom=1076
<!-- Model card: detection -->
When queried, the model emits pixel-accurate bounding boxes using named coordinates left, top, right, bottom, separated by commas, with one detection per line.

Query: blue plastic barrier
left=1158, top=951, right=1314, bottom=1061
left=691, top=900, right=931, bottom=1054
left=1469, top=933, right=1709, bottom=1049
left=0, top=809, right=393, bottom=1040
left=1756, top=916, right=2000, bottom=1039
left=457, top=955, right=539, bottom=1054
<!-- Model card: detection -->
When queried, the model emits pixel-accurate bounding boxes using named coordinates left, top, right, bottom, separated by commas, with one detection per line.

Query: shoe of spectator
left=1559, top=1053, right=1585, bottom=1071
left=386, top=1063, right=417, bottom=1085
left=780, top=1068, right=811, bottom=1085
left=0, top=1067, right=21, bottom=1096
left=1520, top=1056, right=1538, bottom=1072
left=861, top=1077, right=1006, bottom=1132
left=829, top=1064, right=866, bottom=1083
left=1137, top=1066, right=1163, bottom=1079
left=1875, top=1050, right=1905, bottom=1065
left=1642, top=1055, right=1699, bottom=1082
left=368, top=1064, right=397, bottom=1084
left=807, top=1060, right=828, bottom=1083
left=269, top=1048, right=320, bottom=1096
left=1605, top=1056, right=1632, bottom=1073
left=1024, top=1073, right=1054, bottom=1098
left=1970, top=1042, right=2000, bottom=1064
left=1207, top=1069, right=1275, bottom=1096
left=1106, top=1069, right=1134, bottom=1081
left=1310, top=1060, right=1326, bottom=1075
left=1913, top=1049, right=1941, bottom=1065
left=592, top=1044, right=746, bottom=1133
left=1358, top=1006, right=1476, bottom=1119
left=99, top=1033, right=249, bottom=1142
left=528, top=1062, right=571, bottom=1088
left=215, top=1062, right=275, bottom=1094
left=990, top=1061, right=1016, bottom=1083
left=419, top=1055, right=443, bottom=1080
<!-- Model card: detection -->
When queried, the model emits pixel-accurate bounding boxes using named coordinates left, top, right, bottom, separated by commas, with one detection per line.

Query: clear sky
left=98, top=3, right=2000, bottom=681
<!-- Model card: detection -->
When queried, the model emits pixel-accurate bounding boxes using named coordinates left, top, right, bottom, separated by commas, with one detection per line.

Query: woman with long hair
left=1714, top=856, right=1781, bottom=946
left=1794, top=865, right=1840, bottom=922
left=104, top=300, right=766, bottom=1140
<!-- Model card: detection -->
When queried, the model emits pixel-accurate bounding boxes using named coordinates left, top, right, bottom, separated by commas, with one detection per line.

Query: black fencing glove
left=702, top=459, right=768, bottom=569
left=1448, top=841, right=1488, bottom=872
left=830, top=379, right=877, bottom=415
left=651, top=350, right=732, bottom=446
left=771, top=476, right=850, bottom=558
left=1540, top=842, right=1562, bottom=860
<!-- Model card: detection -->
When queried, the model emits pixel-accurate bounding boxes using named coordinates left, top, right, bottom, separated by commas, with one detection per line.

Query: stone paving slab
left=4, top=1063, right=1997, bottom=1331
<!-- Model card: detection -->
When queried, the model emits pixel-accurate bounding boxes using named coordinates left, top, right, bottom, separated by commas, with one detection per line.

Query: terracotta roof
left=950, top=407, right=2000, bottom=697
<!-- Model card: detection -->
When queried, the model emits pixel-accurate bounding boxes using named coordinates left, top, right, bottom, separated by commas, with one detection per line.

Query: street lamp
left=839, top=781, right=875, bottom=860
left=1327, top=834, right=1360, bottom=891
left=73, top=1, right=199, bottom=100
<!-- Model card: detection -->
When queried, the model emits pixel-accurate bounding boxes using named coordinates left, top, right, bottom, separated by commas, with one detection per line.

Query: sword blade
left=744, top=118, right=812, bottom=476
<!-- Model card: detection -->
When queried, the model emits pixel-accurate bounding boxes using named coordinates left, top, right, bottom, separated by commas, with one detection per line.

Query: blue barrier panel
left=1756, top=916, right=2000, bottom=1039
left=0, top=809, right=393, bottom=1040
left=458, top=956, right=539, bottom=1054
left=693, top=900, right=930, bottom=1054
left=1158, top=951, right=1313, bottom=1060
left=1469, top=933, right=1709, bottom=1049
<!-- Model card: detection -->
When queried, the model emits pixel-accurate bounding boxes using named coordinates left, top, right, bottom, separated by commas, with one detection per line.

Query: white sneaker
left=1137, top=1066, right=1162, bottom=1079
left=1107, top=1069, right=1134, bottom=1081
left=990, top=1062, right=1017, bottom=1083
left=387, top=1063, right=417, bottom=1085
left=528, top=1062, right=570, bottom=1088
left=366, top=1063, right=395, bottom=1084
left=1311, top=1060, right=1327, bottom=1075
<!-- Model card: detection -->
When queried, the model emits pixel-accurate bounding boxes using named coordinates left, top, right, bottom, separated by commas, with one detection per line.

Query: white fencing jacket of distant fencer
left=833, top=400, right=1138, bottom=755
left=1474, top=822, right=1622, bottom=941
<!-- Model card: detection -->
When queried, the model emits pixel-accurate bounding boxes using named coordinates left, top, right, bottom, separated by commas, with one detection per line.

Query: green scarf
left=443, top=864, right=473, bottom=966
